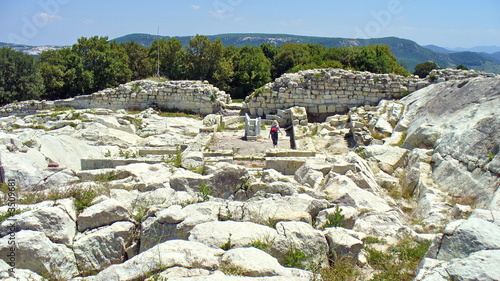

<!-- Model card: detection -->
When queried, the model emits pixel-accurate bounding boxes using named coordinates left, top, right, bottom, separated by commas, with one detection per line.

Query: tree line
left=0, top=35, right=411, bottom=105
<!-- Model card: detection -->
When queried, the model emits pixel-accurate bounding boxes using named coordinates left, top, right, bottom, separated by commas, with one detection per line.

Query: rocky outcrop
left=400, top=77, right=500, bottom=208
left=0, top=69, right=498, bottom=280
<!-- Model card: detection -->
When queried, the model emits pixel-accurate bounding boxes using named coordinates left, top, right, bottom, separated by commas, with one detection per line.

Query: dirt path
left=209, top=129, right=291, bottom=156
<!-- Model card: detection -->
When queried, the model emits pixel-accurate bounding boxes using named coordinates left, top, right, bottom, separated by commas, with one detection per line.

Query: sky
left=0, top=0, right=499, bottom=48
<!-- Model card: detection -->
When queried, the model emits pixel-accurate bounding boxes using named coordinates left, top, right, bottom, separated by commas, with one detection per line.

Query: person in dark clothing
left=269, top=120, right=281, bottom=148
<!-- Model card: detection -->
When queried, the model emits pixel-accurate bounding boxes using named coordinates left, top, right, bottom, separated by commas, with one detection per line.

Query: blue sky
left=1, top=0, right=499, bottom=48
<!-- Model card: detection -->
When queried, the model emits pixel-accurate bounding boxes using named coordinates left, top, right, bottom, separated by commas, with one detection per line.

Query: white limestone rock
left=361, top=144, right=409, bottom=174
left=273, top=221, right=329, bottom=267
left=0, top=259, right=45, bottom=280
left=92, top=240, right=223, bottom=281
left=324, top=228, right=365, bottom=262
left=188, top=221, right=278, bottom=250
left=140, top=201, right=222, bottom=253
left=221, top=247, right=287, bottom=277
left=39, top=134, right=106, bottom=170
left=0, top=230, right=79, bottom=280
left=116, top=163, right=173, bottom=191
left=0, top=206, right=76, bottom=246
left=447, top=250, right=500, bottom=281
left=74, top=221, right=136, bottom=275
left=437, top=218, right=500, bottom=260
left=353, top=211, right=414, bottom=243
left=321, top=174, right=392, bottom=213
left=77, top=198, right=132, bottom=232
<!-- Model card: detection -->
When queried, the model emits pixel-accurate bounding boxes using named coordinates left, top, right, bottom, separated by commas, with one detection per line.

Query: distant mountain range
left=2, top=33, right=500, bottom=74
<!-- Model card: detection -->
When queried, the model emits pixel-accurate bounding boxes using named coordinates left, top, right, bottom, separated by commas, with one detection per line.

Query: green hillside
left=112, top=33, right=500, bottom=73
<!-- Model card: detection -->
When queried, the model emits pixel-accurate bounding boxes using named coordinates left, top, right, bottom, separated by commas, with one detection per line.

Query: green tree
left=185, top=35, right=224, bottom=81
left=0, top=47, right=44, bottom=104
left=72, top=36, right=132, bottom=93
left=260, top=43, right=278, bottom=61
left=273, top=43, right=311, bottom=77
left=414, top=61, right=438, bottom=78
left=230, top=45, right=271, bottom=99
left=150, top=38, right=187, bottom=79
left=123, top=41, right=154, bottom=80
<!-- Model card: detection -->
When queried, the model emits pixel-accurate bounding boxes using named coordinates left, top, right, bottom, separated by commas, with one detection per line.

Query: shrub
left=197, top=183, right=212, bottom=201
left=284, top=247, right=307, bottom=269
left=323, top=205, right=345, bottom=228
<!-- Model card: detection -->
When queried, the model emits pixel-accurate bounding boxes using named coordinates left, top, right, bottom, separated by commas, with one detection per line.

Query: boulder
left=246, top=181, right=299, bottom=198
left=321, top=174, right=392, bottom=213
left=0, top=206, right=76, bottom=246
left=353, top=211, right=414, bottom=243
left=73, top=221, right=136, bottom=275
left=437, top=218, right=500, bottom=260
left=209, top=164, right=250, bottom=198
left=140, top=201, right=222, bottom=252
left=220, top=247, right=287, bottom=277
left=79, top=122, right=144, bottom=148
left=0, top=259, right=44, bottom=280
left=116, top=163, right=173, bottom=191
left=188, top=221, right=278, bottom=250
left=294, top=162, right=325, bottom=189
left=146, top=267, right=210, bottom=279
left=324, top=228, right=365, bottom=262
left=328, top=152, right=381, bottom=192
left=181, top=151, right=205, bottom=171
left=0, top=146, right=49, bottom=189
left=92, top=240, right=224, bottom=281
left=169, top=169, right=211, bottom=195
left=0, top=230, right=78, bottom=280
left=414, top=258, right=450, bottom=281
left=372, top=116, right=393, bottom=138
left=273, top=221, right=329, bottom=267
left=260, top=169, right=296, bottom=184
left=361, top=144, right=408, bottom=174
left=447, top=250, right=500, bottom=281
left=77, top=198, right=132, bottom=232
left=242, top=194, right=329, bottom=226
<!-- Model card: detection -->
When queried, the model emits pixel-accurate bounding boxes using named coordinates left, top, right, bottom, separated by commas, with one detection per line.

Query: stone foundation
left=0, top=80, right=230, bottom=117
left=243, top=69, right=429, bottom=119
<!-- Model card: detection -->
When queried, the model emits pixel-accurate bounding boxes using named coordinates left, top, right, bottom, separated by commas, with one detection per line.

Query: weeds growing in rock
left=365, top=236, right=431, bottom=281
left=323, top=205, right=345, bottom=228
left=220, top=264, right=246, bottom=276
left=284, top=247, right=307, bottom=269
left=313, top=255, right=360, bottom=281
left=250, top=234, right=275, bottom=254
left=220, top=236, right=233, bottom=250
left=94, top=171, right=121, bottom=183
left=197, top=183, right=212, bottom=201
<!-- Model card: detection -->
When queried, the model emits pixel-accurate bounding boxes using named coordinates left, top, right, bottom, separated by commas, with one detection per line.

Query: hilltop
left=3, top=33, right=500, bottom=73
left=113, top=33, right=500, bottom=73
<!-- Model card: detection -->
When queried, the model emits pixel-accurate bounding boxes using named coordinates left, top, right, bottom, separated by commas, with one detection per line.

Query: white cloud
left=209, top=10, right=234, bottom=20
left=36, top=12, right=63, bottom=23
left=192, top=5, right=201, bottom=10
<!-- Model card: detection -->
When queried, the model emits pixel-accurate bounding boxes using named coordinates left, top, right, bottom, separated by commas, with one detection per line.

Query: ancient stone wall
left=243, top=69, right=429, bottom=118
left=428, top=68, right=497, bottom=82
left=0, top=80, right=230, bottom=117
